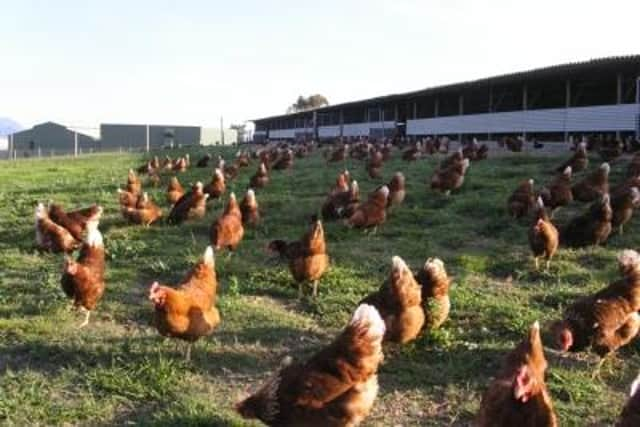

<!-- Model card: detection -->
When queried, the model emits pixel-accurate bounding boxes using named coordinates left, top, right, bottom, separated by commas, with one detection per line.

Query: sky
left=1, top=0, right=639, bottom=132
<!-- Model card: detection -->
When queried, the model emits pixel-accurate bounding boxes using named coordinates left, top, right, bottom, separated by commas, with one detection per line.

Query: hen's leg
left=185, top=342, right=193, bottom=362
left=312, top=280, right=318, bottom=298
left=77, top=308, right=91, bottom=329
left=591, top=354, right=610, bottom=381
left=534, top=257, right=539, bottom=270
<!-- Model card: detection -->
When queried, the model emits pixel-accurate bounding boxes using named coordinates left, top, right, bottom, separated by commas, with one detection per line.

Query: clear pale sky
left=1, top=0, right=639, bottom=131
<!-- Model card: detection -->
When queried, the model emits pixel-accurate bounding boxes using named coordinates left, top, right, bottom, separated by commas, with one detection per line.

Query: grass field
left=1, top=146, right=640, bottom=426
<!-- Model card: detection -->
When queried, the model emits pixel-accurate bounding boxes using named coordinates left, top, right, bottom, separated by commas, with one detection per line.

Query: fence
left=1, top=141, right=205, bottom=161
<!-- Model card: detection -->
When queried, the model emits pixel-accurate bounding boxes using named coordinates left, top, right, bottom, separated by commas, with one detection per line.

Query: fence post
left=74, top=132, right=78, bottom=157
left=146, top=125, right=150, bottom=152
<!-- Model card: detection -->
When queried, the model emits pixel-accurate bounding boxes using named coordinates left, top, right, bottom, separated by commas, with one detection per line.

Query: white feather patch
left=350, top=304, right=386, bottom=339
left=203, top=246, right=215, bottom=267
left=86, top=224, right=103, bottom=247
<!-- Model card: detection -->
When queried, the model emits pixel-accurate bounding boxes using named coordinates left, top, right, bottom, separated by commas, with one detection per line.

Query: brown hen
left=166, top=176, right=185, bottom=205
left=508, top=179, right=536, bottom=219
left=572, top=162, right=610, bottom=203
left=203, top=168, right=226, bottom=200
left=416, top=257, right=451, bottom=330
left=60, top=221, right=105, bottom=328
left=528, top=198, right=559, bottom=270
left=240, top=188, right=260, bottom=227
left=250, top=162, right=270, bottom=189
left=149, top=246, right=220, bottom=361
left=360, top=256, right=425, bottom=343
left=551, top=250, right=640, bottom=357
left=268, top=218, right=329, bottom=297
left=35, top=203, right=80, bottom=253
left=210, top=193, right=244, bottom=251
left=167, top=182, right=209, bottom=224
left=476, top=321, right=557, bottom=427
left=346, top=185, right=389, bottom=231
left=236, top=304, right=385, bottom=427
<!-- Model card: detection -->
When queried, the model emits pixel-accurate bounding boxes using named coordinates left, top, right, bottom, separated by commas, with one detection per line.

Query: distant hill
left=0, top=117, right=23, bottom=136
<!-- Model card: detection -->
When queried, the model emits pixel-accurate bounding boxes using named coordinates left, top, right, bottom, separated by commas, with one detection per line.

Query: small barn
left=10, top=122, right=96, bottom=156
left=99, top=124, right=202, bottom=151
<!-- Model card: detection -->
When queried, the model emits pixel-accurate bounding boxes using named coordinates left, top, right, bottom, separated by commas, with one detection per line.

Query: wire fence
left=1, top=143, right=219, bottom=161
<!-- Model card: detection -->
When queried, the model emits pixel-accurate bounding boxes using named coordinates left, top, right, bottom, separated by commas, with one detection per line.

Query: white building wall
left=263, top=104, right=640, bottom=139
left=342, top=121, right=395, bottom=137
left=318, top=125, right=341, bottom=138
left=201, top=127, right=238, bottom=145
left=269, top=128, right=301, bottom=139
left=407, top=104, right=640, bottom=135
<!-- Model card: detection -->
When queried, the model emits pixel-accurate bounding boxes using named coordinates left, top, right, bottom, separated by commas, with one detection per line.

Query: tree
left=286, top=94, right=329, bottom=114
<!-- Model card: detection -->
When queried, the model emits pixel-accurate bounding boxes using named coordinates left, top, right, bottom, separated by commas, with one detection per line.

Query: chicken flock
left=32, top=137, right=640, bottom=426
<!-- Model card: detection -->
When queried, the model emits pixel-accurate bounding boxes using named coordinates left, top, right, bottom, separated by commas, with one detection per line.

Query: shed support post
left=565, top=80, right=571, bottom=142
left=313, top=111, right=318, bottom=141
left=636, top=76, right=640, bottom=139
left=522, top=85, right=528, bottom=141
left=617, top=73, right=623, bottom=139
left=458, top=94, right=464, bottom=144
left=394, top=103, right=399, bottom=139
left=488, top=86, right=493, bottom=141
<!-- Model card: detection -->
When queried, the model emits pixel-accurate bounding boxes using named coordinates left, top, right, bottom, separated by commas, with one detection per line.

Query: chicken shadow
left=101, top=408, right=242, bottom=427
left=378, top=344, right=505, bottom=394
left=0, top=333, right=270, bottom=380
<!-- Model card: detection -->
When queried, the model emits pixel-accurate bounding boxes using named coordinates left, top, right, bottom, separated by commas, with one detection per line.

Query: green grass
left=1, top=148, right=639, bottom=426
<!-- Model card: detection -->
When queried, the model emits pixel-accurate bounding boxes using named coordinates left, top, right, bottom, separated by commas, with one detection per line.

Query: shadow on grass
left=380, top=344, right=505, bottom=394
left=114, top=413, right=244, bottom=427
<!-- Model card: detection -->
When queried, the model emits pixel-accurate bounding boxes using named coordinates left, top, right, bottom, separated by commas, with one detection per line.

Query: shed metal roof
left=252, top=55, right=640, bottom=123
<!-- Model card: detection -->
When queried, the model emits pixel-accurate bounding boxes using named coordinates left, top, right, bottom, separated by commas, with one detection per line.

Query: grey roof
left=11, top=121, right=95, bottom=140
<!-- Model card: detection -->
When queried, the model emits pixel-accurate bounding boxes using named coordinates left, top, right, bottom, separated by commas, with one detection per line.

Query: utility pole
left=220, top=116, right=225, bottom=145
left=146, top=125, right=150, bottom=152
